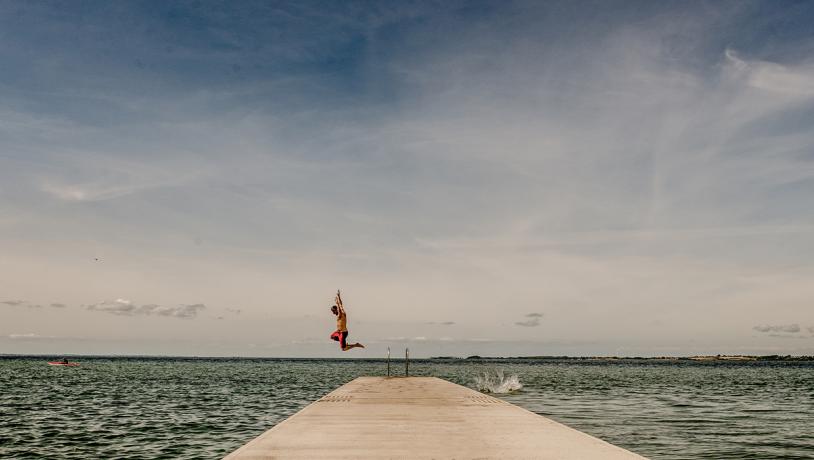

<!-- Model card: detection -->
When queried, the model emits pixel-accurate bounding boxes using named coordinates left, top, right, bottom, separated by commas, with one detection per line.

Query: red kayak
left=48, top=361, right=80, bottom=366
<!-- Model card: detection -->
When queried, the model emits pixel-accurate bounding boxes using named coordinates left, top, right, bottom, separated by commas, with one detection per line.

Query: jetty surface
left=224, top=376, right=646, bottom=459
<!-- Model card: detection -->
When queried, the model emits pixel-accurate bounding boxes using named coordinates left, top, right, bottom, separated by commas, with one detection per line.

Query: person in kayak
left=330, top=290, right=364, bottom=351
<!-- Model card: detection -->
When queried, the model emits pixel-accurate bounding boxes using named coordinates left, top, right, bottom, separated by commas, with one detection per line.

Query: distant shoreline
left=2, top=353, right=813, bottom=361
left=437, top=354, right=814, bottom=361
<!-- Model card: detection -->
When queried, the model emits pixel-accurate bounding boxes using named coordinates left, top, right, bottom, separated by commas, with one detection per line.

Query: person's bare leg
left=342, top=343, right=365, bottom=351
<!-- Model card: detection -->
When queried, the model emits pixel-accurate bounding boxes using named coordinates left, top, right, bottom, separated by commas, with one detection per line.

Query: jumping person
left=330, top=290, right=365, bottom=351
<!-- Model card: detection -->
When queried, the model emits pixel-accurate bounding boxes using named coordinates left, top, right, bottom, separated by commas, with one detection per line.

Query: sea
left=1, top=356, right=812, bottom=459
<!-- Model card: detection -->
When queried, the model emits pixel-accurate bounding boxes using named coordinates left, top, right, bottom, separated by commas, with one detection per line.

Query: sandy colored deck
left=224, top=376, right=647, bottom=459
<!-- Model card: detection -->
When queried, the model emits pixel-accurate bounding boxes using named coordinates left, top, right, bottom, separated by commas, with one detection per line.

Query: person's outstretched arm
left=335, top=290, right=345, bottom=314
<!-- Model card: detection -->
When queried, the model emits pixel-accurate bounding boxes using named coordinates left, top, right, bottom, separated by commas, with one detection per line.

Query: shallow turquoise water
left=1, top=357, right=812, bottom=459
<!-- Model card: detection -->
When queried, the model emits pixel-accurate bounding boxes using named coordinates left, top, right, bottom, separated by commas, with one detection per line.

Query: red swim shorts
left=330, top=330, right=348, bottom=348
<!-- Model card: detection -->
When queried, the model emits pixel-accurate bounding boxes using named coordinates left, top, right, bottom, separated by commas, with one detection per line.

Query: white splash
left=473, top=369, right=523, bottom=394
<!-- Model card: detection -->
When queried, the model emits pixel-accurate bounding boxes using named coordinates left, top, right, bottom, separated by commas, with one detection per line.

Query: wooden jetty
left=224, top=376, right=646, bottom=459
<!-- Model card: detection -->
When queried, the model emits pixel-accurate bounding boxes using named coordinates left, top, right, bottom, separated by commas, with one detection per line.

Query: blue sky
left=2, top=1, right=814, bottom=357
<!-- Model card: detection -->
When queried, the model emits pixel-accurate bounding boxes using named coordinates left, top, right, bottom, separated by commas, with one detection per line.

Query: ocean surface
left=1, top=357, right=812, bottom=459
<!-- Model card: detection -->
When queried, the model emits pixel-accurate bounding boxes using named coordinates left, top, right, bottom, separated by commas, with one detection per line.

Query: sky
left=1, top=0, right=814, bottom=357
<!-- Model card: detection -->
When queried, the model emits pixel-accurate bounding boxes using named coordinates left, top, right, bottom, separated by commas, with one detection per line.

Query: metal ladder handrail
left=385, top=347, right=410, bottom=377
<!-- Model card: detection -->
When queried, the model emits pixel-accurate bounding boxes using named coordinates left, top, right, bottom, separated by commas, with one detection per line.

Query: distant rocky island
left=429, top=354, right=814, bottom=361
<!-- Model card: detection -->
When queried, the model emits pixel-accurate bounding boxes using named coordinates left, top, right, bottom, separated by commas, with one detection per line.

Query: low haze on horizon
left=2, top=0, right=814, bottom=358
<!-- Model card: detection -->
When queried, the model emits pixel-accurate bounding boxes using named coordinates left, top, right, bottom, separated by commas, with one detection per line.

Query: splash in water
left=473, top=369, right=523, bottom=393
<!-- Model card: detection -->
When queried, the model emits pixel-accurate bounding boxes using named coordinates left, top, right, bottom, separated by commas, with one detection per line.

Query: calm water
left=1, top=357, right=812, bottom=459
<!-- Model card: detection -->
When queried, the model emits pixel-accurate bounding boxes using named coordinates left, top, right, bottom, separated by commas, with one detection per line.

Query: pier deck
left=224, top=376, right=646, bottom=459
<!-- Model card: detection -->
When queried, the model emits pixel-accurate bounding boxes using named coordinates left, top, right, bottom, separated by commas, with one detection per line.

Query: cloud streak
left=515, top=313, right=543, bottom=328
left=1, top=300, right=43, bottom=308
left=1, top=300, right=26, bottom=306
left=753, top=324, right=801, bottom=333
left=726, top=49, right=814, bottom=97
left=8, top=333, right=57, bottom=340
left=86, top=299, right=206, bottom=319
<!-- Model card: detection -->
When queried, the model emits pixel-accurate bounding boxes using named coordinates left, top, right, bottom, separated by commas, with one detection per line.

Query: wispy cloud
left=515, top=313, right=543, bottom=327
left=382, top=336, right=494, bottom=344
left=8, top=333, right=56, bottom=340
left=38, top=163, right=200, bottom=203
left=753, top=324, right=801, bottom=333
left=1, top=300, right=42, bottom=308
left=40, top=182, right=141, bottom=202
left=86, top=299, right=206, bottom=319
left=514, top=319, right=540, bottom=327
left=726, top=49, right=814, bottom=97
left=85, top=299, right=137, bottom=315
left=1, top=300, right=26, bottom=306
left=753, top=324, right=814, bottom=339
